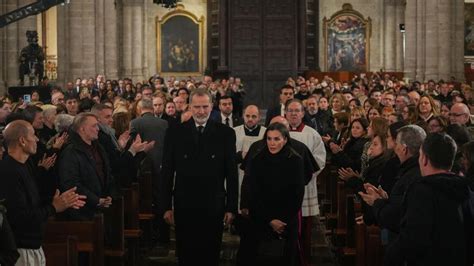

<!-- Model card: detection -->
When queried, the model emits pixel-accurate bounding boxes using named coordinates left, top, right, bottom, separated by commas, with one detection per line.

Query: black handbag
left=257, top=231, right=287, bottom=258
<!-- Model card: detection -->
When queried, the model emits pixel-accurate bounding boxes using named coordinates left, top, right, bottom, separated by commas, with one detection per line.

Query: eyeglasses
left=282, top=92, right=294, bottom=96
left=286, top=109, right=302, bottom=113
left=449, top=113, right=465, bottom=117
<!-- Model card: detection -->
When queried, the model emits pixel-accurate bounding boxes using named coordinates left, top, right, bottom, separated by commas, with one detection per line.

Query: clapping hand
left=338, top=167, right=360, bottom=181
left=329, top=142, right=343, bottom=154
left=52, top=187, right=87, bottom=213
left=321, top=134, right=332, bottom=144
left=52, top=133, right=68, bottom=150
left=38, top=153, right=57, bottom=170
left=358, top=184, right=388, bottom=206
left=98, top=196, right=112, bottom=208
left=118, top=130, right=131, bottom=150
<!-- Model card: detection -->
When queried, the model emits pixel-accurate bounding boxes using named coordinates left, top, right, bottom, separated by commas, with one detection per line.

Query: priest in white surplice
left=285, top=99, right=326, bottom=265
left=234, top=105, right=266, bottom=207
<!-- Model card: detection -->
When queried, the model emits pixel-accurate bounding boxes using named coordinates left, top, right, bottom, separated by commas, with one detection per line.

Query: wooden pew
left=43, top=236, right=78, bottom=266
left=122, top=183, right=142, bottom=266
left=103, top=196, right=126, bottom=266
left=136, top=170, right=155, bottom=247
left=45, top=214, right=104, bottom=266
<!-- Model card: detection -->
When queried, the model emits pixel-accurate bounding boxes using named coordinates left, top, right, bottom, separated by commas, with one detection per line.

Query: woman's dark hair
left=351, top=118, right=369, bottom=131
left=388, top=121, right=407, bottom=140
left=427, top=115, right=448, bottom=132
left=265, top=122, right=290, bottom=142
left=349, top=98, right=361, bottom=107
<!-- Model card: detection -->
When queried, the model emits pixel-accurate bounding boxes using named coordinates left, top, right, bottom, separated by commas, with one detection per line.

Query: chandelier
left=153, top=0, right=180, bottom=8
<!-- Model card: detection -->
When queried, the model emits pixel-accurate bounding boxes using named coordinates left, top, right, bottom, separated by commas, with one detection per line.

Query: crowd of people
left=0, top=72, right=473, bottom=266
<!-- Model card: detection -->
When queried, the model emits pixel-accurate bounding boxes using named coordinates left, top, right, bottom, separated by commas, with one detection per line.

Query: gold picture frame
left=323, top=4, right=371, bottom=72
left=156, top=4, right=205, bottom=75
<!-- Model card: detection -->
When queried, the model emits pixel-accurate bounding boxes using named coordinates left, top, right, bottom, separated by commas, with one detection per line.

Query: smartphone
left=23, top=94, right=31, bottom=103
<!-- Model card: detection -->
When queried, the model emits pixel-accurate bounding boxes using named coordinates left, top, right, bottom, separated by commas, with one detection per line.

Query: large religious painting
left=156, top=5, right=204, bottom=75
left=465, top=3, right=474, bottom=61
left=323, top=4, right=371, bottom=72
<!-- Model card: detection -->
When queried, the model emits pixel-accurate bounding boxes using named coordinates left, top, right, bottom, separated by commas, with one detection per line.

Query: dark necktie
left=225, top=117, right=230, bottom=126
left=197, top=125, right=204, bottom=134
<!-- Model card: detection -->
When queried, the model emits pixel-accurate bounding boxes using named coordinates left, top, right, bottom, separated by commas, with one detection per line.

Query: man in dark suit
left=265, top=84, right=295, bottom=126
left=130, top=99, right=169, bottom=243
left=161, top=89, right=238, bottom=266
left=211, top=95, right=243, bottom=127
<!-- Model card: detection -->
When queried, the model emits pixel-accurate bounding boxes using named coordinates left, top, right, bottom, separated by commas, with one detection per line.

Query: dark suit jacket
left=160, top=118, right=238, bottom=214
left=210, top=112, right=243, bottom=128
left=130, top=112, right=168, bottom=173
left=265, top=105, right=284, bottom=126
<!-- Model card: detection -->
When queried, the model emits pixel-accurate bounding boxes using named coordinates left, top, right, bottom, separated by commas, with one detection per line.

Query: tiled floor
left=143, top=216, right=336, bottom=266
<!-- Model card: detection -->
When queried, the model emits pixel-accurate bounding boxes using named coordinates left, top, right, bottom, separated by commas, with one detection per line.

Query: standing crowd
left=0, top=72, right=473, bottom=266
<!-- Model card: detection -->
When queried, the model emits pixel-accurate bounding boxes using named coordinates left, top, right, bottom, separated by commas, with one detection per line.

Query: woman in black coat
left=330, top=118, right=370, bottom=172
left=247, top=123, right=306, bottom=266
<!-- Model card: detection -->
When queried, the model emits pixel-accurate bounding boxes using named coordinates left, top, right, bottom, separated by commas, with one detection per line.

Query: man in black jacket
left=385, top=133, right=471, bottom=266
left=0, top=120, right=85, bottom=265
left=57, top=113, right=115, bottom=220
left=160, top=89, right=238, bottom=266
left=359, top=125, right=426, bottom=238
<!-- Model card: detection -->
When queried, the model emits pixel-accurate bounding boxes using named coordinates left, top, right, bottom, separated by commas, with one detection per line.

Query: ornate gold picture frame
left=156, top=5, right=204, bottom=75
left=323, top=4, right=371, bottom=72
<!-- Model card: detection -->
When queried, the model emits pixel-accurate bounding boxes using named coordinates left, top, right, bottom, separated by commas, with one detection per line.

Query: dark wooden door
left=229, top=0, right=297, bottom=108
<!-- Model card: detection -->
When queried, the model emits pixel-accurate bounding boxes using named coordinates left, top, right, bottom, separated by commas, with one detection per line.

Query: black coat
left=307, top=110, right=334, bottom=137
left=57, top=131, right=116, bottom=220
left=0, top=211, right=19, bottom=266
left=372, top=156, right=421, bottom=233
left=240, top=138, right=319, bottom=210
left=160, top=118, right=238, bottom=214
left=97, top=128, right=136, bottom=188
left=346, top=153, right=389, bottom=225
left=247, top=144, right=306, bottom=266
left=332, top=137, right=369, bottom=172
left=385, top=173, right=471, bottom=266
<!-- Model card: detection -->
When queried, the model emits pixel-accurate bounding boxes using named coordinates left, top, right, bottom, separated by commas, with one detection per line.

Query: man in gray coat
left=130, top=98, right=169, bottom=243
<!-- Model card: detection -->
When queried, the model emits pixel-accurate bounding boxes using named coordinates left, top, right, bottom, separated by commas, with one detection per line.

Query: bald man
left=0, top=120, right=85, bottom=266
left=234, top=105, right=266, bottom=163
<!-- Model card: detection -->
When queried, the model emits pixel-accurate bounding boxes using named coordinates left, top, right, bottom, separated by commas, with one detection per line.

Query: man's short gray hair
left=55, top=114, right=75, bottom=133
left=71, top=112, right=97, bottom=132
left=396, top=125, right=427, bottom=155
left=138, top=99, right=153, bottom=110
left=189, top=88, right=212, bottom=104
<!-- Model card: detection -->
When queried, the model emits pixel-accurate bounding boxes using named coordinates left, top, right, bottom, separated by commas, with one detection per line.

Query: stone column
left=404, top=0, right=417, bottom=81
left=0, top=3, right=6, bottom=94
left=436, top=0, right=451, bottom=81
left=414, top=0, right=425, bottom=81
left=452, top=0, right=464, bottom=81
left=95, top=0, right=106, bottom=76
left=104, top=0, right=119, bottom=80
left=394, top=0, right=404, bottom=72
left=384, top=0, right=397, bottom=72
left=424, top=0, right=439, bottom=81
left=131, top=5, right=144, bottom=81
left=122, top=3, right=133, bottom=78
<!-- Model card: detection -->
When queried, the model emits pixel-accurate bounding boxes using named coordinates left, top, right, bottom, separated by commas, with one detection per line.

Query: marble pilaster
left=384, top=0, right=397, bottom=72
left=404, top=0, right=416, bottom=81
left=424, top=0, right=439, bottom=81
